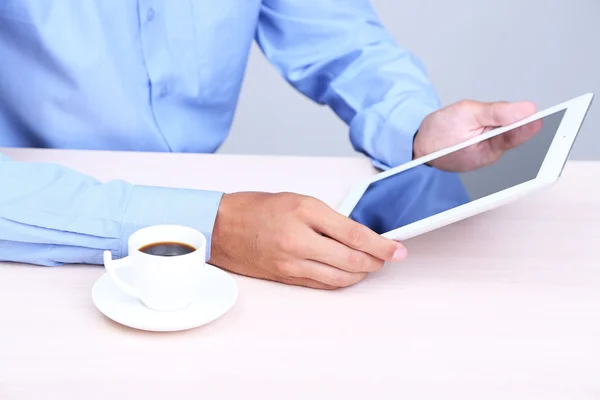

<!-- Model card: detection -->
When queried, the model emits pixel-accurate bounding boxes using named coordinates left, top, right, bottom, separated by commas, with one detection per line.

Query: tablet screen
left=348, top=110, right=566, bottom=234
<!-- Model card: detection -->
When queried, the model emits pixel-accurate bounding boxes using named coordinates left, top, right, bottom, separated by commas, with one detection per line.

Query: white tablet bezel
left=338, top=93, right=594, bottom=241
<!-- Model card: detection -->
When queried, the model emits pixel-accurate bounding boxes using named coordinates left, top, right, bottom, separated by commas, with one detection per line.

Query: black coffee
left=139, top=242, right=196, bottom=257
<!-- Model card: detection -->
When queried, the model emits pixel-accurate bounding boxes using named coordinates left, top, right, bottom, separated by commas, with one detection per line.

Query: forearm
left=0, top=153, right=223, bottom=266
left=258, top=0, right=440, bottom=168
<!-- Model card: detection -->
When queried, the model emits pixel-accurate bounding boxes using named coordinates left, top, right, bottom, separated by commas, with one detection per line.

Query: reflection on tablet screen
left=348, top=110, right=566, bottom=234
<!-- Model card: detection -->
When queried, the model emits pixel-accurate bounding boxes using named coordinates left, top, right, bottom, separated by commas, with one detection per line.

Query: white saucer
left=92, top=264, right=238, bottom=332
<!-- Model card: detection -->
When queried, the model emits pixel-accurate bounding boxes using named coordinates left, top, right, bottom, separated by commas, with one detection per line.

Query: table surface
left=1, top=148, right=600, bottom=400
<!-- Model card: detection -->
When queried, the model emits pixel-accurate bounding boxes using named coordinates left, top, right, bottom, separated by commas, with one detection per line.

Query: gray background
left=219, top=0, right=599, bottom=160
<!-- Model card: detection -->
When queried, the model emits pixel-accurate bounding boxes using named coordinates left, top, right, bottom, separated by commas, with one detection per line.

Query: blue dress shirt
left=0, top=0, right=440, bottom=266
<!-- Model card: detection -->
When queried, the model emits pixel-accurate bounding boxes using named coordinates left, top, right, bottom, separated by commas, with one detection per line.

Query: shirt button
left=159, top=85, right=169, bottom=98
left=146, top=8, right=155, bottom=22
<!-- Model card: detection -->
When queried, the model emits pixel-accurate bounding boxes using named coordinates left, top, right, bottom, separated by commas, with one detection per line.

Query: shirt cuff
left=370, top=99, right=438, bottom=170
left=120, top=185, right=224, bottom=261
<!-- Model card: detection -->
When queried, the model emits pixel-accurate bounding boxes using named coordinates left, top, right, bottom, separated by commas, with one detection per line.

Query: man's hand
left=413, top=100, right=542, bottom=172
left=209, top=192, right=407, bottom=289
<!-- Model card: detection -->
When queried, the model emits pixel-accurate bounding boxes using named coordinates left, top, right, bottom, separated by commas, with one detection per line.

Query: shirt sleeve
left=256, top=0, right=441, bottom=169
left=0, top=152, right=223, bottom=266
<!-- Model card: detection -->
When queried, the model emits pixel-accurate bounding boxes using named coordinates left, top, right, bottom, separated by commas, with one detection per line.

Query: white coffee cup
left=103, top=225, right=206, bottom=312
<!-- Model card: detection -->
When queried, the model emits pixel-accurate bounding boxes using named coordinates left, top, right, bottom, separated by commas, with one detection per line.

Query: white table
left=1, top=148, right=600, bottom=400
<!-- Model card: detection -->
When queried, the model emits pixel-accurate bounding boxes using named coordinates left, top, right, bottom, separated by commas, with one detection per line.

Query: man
left=0, top=1, right=536, bottom=289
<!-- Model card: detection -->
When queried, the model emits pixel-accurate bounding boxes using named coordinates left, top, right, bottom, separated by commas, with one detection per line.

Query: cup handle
left=103, top=250, right=139, bottom=299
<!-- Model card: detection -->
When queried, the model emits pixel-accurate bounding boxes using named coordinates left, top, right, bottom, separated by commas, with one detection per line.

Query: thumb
left=471, top=101, right=537, bottom=127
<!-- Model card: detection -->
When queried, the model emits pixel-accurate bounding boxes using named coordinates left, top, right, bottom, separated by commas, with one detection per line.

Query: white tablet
left=338, top=93, right=594, bottom=241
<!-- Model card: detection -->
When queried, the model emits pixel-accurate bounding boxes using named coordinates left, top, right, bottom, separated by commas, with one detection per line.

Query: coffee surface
left=139, top=242, right=196, bottom=257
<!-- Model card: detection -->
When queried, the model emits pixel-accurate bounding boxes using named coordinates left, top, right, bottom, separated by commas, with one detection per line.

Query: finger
left=221, top=262, right=338, bottom=290
left=279, top=276, right=337, bottom=290
left=309, top=203, right=407, bottom=262
left=491, top=117, right=543, bottom=152
left=471, top=101, right=537, bottom=128
left=307, top=232, right=385, bottom=273
left=288, top=259, right=368, bottom=288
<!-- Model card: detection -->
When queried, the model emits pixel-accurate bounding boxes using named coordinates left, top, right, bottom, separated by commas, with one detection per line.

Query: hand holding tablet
left=208, top=93, right=593, bottom=290
left=414, top=100, right=542, bottom=172
left=339, top=93, right=594, bottom=241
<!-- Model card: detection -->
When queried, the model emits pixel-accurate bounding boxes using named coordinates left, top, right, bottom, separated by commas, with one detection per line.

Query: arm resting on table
left=0, top=153, right=223, bottom=266
left=257, top=0, right=440, bottom=169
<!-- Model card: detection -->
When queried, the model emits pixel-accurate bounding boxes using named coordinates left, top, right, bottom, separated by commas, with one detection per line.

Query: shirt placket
left=137, top=0, right=173, bottom=151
